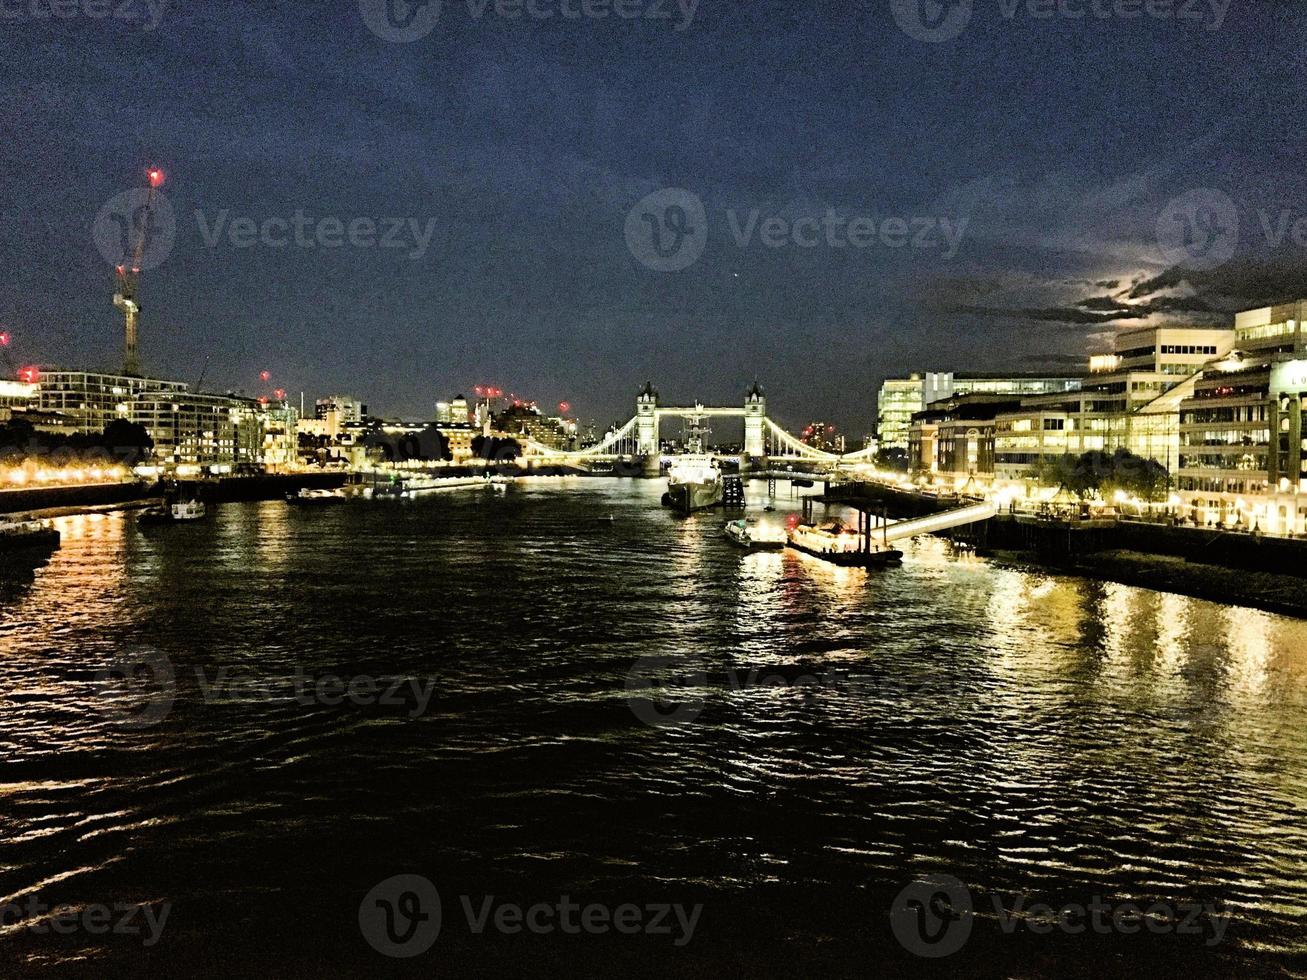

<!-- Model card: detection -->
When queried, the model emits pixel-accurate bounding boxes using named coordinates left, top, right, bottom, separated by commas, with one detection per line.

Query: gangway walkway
left=881, top=500, right=998, bottom=543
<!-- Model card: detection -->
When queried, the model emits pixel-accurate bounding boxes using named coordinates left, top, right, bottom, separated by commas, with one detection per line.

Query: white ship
left=660, top=407, right=723, bottom=514
left=662, top=455, right=723, bottom=514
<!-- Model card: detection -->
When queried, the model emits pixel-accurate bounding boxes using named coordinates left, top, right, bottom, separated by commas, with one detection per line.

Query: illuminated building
left=1232, top=299, right=1307, bottom=358
left=314, top=395, right=366, bottom=438
left=1170, top=300, right=1307, bottom=532
left=877, top=372, right=1081, bottom=450
left=992, top=326, right=1235, bottom=479
left=37, top=370, right=188, bottom=435
left=800, top=421, right=839, bottom=454
left=260, top=401, right=300, bottom=471
left=1177, top=356, right=1307, bottom=533
left=132, top=390, right=264, bottom=470
left=493, top=403, right=576, bottom=451
left=449, top=395, right=470, bottom=425
left=35, top=369, right=263, bottom=470
left=909, top=395, right=1025, bottom=481
left=0, top=380, right=38, bottom=418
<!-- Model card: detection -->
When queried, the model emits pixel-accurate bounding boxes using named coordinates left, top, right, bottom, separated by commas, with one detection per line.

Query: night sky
left=2, top=0, right=1302, bottom=436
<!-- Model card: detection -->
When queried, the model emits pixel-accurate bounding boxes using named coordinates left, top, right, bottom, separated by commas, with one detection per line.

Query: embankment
left=822, top=481, right=1307, bottom=617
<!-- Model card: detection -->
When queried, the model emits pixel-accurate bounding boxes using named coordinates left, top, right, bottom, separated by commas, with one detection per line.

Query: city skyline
left=5, top=3, right=1305, bottom=430
left=6, top=6, right=1307, bottom=976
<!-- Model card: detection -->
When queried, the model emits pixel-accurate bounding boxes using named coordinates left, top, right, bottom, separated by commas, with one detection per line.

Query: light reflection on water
left=0, top=480, right=1305, bottom=975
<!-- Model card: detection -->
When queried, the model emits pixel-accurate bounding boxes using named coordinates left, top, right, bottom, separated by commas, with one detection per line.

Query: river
left=1, top=479, right=1305, bottom=977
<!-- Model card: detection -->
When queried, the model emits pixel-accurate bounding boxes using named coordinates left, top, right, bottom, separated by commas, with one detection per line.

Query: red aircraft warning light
left=0, top=332, right=10, bottom=347
left=147, top=168, right=165, bottom=189
left=259, top=370, right=271, bottom=382
left=18, top=366, right=39, bottom=384
left=274, top=389, right=286, bottom=400
left=558, top=402, right=570, bottom=414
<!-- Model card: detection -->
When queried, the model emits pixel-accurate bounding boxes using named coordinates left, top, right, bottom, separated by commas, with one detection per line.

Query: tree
left=101, top=420, right=153, bottom=464
left=472, top=435, right=521, bottom=463
left=874, top=447, right=909, bottom=472
left=363, top=425, right=451, bottom=463
left=1100, top=447, right=1168, bottom=503
left=1031, top=448, right=1168, bottom=502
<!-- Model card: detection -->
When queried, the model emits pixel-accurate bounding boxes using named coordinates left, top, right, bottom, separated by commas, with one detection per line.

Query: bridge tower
left=744, top=380, right=766, bottom=461
left=636, top=381, right=660, bottom=473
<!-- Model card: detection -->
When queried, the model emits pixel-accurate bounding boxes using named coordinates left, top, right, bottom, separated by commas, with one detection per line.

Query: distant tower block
left=636, top=381, right=659, bottom=457
left=744, top=380, right=766, bottom=458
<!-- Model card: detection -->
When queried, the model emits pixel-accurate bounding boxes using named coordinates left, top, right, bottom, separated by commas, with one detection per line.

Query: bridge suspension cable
left=519, top=410, right=877, bottom=464
left=520, top=416, right=639, bottom=459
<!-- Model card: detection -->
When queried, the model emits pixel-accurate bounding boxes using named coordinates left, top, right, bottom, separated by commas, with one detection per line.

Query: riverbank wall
left=821, top=480, right=1307, bottom=617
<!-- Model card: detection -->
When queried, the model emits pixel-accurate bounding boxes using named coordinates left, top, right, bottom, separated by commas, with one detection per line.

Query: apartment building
left=133, top=390, right=264, bottom=469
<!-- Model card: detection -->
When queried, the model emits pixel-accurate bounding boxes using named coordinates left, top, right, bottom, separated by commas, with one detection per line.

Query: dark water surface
left=2, top=479, right=1307, bottom=977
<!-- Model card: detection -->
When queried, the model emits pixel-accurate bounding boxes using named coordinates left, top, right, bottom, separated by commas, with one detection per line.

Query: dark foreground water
left=1, top=479, right=1306, bottom=978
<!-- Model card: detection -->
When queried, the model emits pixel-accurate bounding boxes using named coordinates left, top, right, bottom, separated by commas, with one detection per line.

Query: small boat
left=366, top=483, right=406, bottom=499
left=786, top=519, right=903, bottom=567
left=723, top=518, right=784, bottom=551
left=286, top=488, right=348, bottom=506
left=0, top=518, right=60, bottom=555
left=138, top=500, right=206, bottom=525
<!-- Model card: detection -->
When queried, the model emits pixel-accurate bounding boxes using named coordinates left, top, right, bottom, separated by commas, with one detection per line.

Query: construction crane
left=113, top=167, right=166, bottom=377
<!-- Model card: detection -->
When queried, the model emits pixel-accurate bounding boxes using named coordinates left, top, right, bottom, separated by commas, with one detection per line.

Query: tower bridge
left=518, top=382, right=876, bottom=475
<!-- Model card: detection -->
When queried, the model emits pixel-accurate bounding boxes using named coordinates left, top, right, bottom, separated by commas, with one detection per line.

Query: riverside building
left=877, top=372, right=1080, bottom=450
left=992, top=326, right=1235, bottom=480
left=1174, top=301, right=1307, bottom=532
left=36, top=369, right=264, bottom=471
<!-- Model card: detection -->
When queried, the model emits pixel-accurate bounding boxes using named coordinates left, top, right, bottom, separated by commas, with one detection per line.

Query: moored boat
left=661, top=455, right=723, bottom=514
left=138, top=499, right=206, bottom=525
left=786, top=519, right=903, bottom=567
left=0, top=518, right=60, bottom=555
left=723, top=518, right=785, bottom=550
left=286, top=488, right=348, bottom=506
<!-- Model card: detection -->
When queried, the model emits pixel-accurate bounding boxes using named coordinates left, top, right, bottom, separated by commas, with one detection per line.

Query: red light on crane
left=259, top=370, right=271, bottom=382
left=0, top=332, right=10, bottom=347
left=558, top=402, right=570, bottom=414
left=18, top=366, right=39, bottom=384
left=274, top=388, right=286, bottom=400
left=147, top=168, right=165, bottom=188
